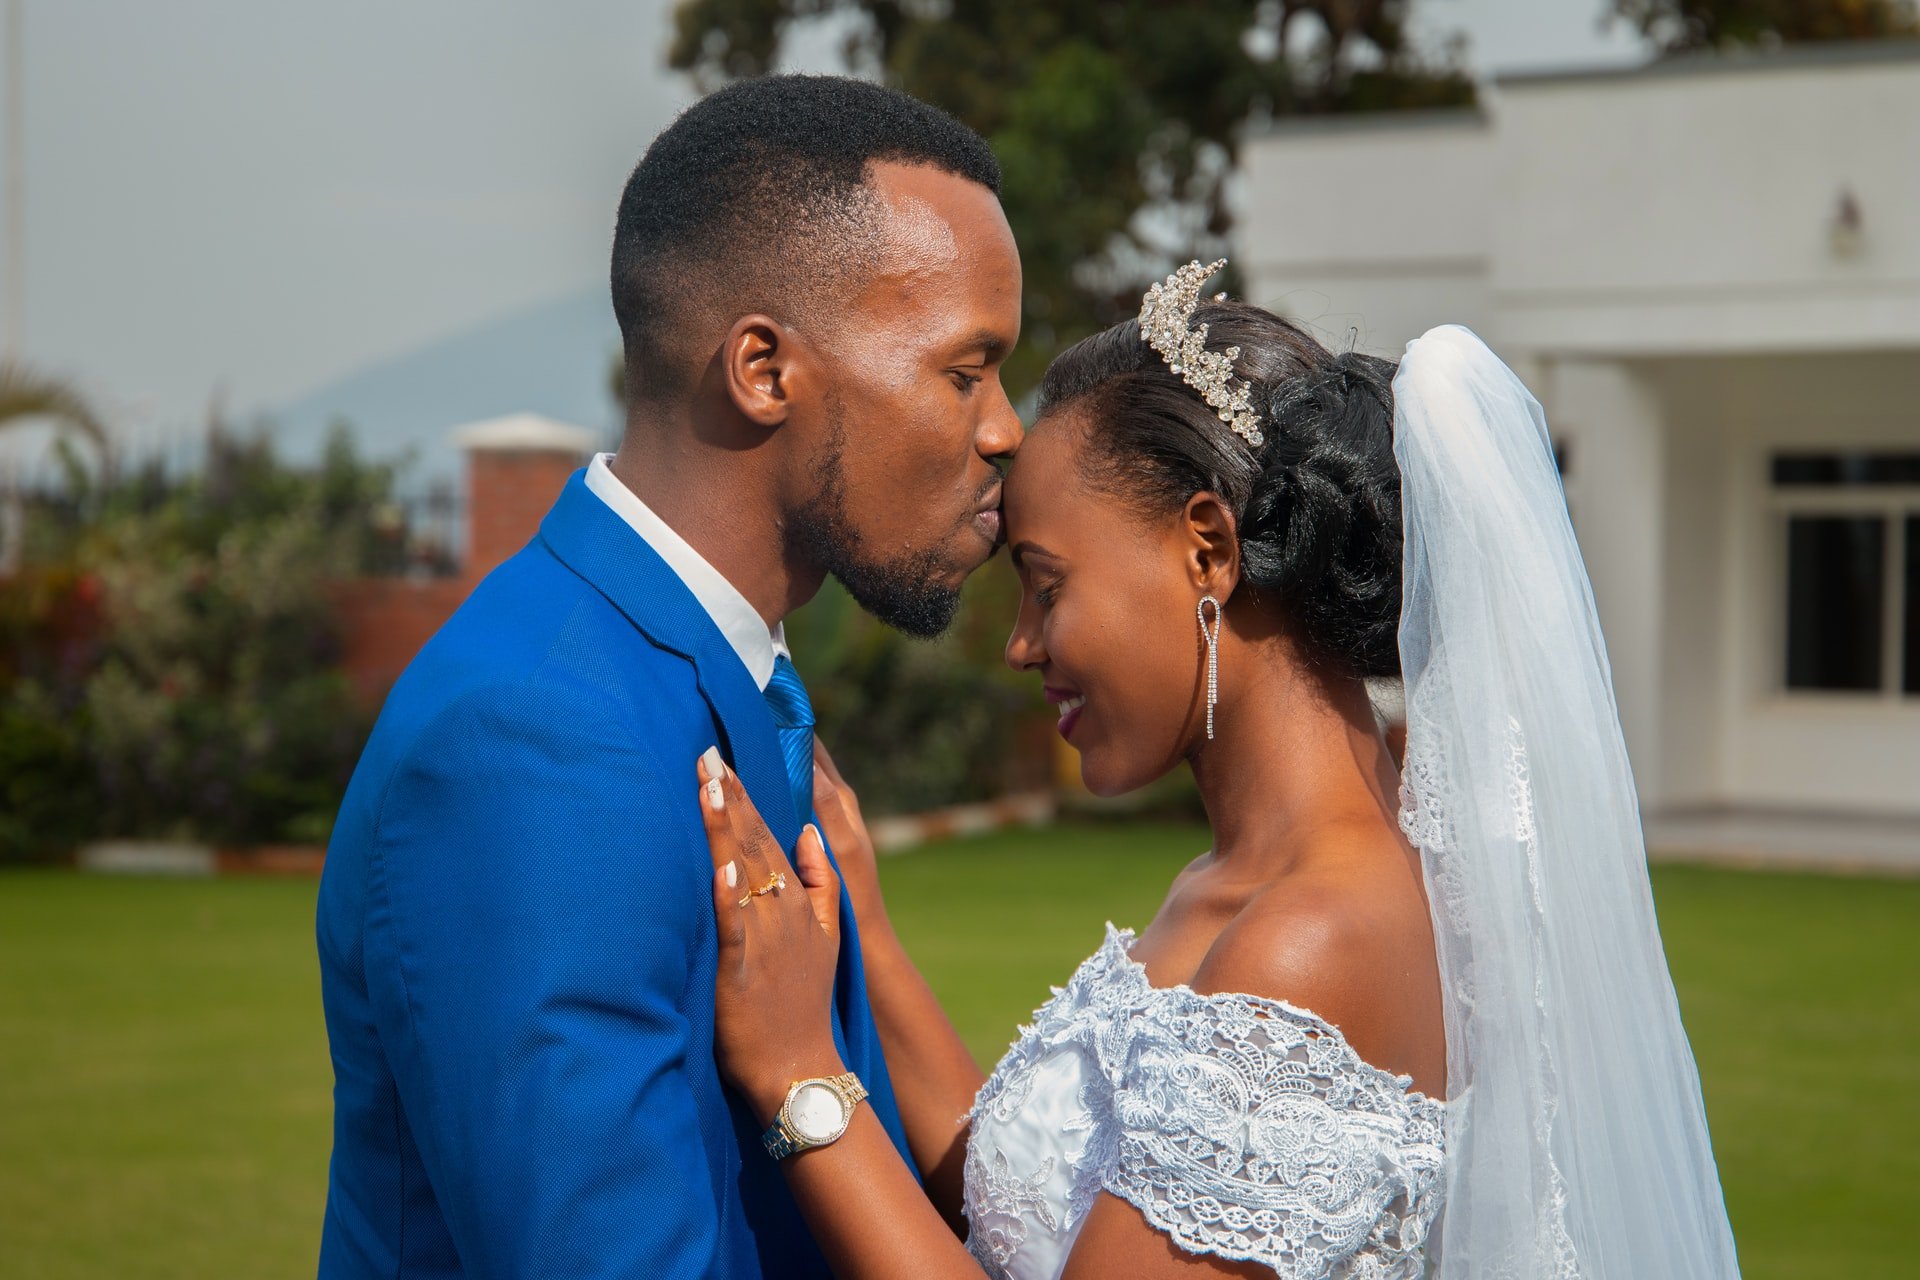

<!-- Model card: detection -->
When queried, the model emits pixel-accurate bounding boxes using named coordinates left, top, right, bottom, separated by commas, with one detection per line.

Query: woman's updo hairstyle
left=1036, top=302, right=1403, bottom=680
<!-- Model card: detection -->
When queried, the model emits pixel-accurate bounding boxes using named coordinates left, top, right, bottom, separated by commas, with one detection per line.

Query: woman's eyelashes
left=1032, top=579, right=1060, bottom=608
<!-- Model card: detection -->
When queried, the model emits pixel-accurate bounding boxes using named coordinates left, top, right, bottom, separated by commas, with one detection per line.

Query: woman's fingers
left=812, top=737, right=863, bottom=821
left=711, top=861, right=746, bottom=953
left=812, top=735, right=848, bottom=791
left=793, top=823, right=841, bottom=938
left=698, top=746, right=816, bottom=925
left=811, top=760, right=876, bottom=866
left=722, top=760, right=789, bottom=883
left=699, top=748, right=781, bottom=885
left=697, top=748, right=746, bottom=882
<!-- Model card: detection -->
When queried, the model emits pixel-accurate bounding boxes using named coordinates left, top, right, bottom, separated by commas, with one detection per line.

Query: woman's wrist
left=739, top=1045, right=851, bottom=1127
left=852, top=897, right=901, bottom=953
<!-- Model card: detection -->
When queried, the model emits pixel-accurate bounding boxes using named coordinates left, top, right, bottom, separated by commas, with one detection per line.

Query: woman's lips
left=1054, top=693, right=1086, bottom=740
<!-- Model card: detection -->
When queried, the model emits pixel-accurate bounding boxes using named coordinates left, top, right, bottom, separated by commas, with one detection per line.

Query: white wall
left=1492, top=52, right=1920, bottom=355
left=1235, top=48, right=1920, bottom=819
left=1666, top=353, right=1920, bottom=816
left=1238, top=111, right=1493, bottom=354
left=1239, top=46, right=1920, bottom=360
left=1652, top=381, right=1735, bottom=808
left=1541, top=358, right=1671, bottom=801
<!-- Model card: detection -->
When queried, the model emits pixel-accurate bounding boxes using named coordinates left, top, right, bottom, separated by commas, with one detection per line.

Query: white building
left=1238, top=43, right=1920, bottom=860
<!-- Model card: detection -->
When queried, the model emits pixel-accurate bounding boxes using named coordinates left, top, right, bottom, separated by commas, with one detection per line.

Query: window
left=1773, top=452, right=1920, bottom=697
left=1784, top=517, right=1883, bottom=690
left=1907, top=518, right=1920, bottom=696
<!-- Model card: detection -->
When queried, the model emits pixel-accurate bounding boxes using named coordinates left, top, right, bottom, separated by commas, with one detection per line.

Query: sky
left=1, top=0, right=1643, bottom=459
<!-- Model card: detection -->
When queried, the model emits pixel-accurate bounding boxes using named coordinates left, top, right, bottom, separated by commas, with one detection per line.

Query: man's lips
left=973, top=484, right=1005, bottom=544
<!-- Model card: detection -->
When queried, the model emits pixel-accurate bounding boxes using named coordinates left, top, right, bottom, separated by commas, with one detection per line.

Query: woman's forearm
left=771, top=1090, right=987, bottom=1280
left=856, top=913, right=988, bottom=1231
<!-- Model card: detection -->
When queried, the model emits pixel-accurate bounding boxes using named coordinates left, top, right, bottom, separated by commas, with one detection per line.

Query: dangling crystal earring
left=1197, top=595, right=1222, bottom=740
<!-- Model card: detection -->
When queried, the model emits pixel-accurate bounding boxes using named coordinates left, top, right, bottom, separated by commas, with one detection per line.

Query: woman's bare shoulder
left=1187, top=830, right=1440, bottom=1085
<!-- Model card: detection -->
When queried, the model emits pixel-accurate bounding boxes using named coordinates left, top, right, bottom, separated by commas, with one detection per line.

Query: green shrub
left=0, top=427, right=391, bottom=858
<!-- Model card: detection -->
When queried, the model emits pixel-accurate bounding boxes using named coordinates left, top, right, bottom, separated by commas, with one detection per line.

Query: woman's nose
left=1004, top=609, right=1045, bottom=673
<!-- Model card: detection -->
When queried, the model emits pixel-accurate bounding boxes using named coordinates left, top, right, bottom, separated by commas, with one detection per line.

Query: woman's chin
left=1076, top=751, right=1150, bottom=800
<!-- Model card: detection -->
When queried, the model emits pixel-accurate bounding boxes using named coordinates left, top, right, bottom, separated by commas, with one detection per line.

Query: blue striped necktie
left=762, top=655, right=815, bottom=823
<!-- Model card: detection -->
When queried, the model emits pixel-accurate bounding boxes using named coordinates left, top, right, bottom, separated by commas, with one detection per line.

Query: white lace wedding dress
left=962, top=924, right=1446, bottom=1280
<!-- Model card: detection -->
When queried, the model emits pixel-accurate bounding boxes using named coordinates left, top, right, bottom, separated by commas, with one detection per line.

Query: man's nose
left=979, top=383, right=1024, bottom=460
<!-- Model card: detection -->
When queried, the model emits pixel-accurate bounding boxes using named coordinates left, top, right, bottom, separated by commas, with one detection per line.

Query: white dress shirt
left=584, top=453, right=789, bottom=691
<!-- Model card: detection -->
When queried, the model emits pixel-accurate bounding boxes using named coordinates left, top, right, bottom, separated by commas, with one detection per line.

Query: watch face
left=788, top=1082, right=848, bottom=1143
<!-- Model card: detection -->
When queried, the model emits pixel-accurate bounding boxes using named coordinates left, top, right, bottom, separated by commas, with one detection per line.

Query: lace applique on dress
left=963, top=926, right=1446, bottom=1280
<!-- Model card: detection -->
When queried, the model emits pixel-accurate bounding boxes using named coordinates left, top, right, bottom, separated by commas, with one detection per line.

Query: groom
left=315, top=75, right=1021, bottom=1277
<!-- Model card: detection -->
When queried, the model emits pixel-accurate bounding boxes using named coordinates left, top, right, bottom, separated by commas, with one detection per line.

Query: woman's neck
left=1186, top=643, right=1402, bottom=877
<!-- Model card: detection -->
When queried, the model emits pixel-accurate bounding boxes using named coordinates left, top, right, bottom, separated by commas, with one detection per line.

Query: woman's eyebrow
left=1010, top=540, right=1058, bottom=569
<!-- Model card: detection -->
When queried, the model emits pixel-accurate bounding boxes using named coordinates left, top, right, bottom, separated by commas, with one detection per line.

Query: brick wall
left=330, top=576, right=473, bottom=706
left=466, top=448, right=585, bottom=580
left=334, top=439, right=586, bottom=707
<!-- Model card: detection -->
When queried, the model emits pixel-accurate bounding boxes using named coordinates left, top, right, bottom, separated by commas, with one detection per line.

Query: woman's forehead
left=1004, top=414, right=1098, bottom=543
left=1005, top=414, right=1077, bottom=492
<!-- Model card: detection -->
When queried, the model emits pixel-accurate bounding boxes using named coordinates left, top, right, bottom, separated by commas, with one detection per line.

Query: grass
left=1, top=823, right=1915, bottom=1278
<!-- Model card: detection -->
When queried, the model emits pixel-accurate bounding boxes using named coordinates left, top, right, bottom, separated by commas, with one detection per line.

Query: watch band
left=761, top=1071, right=868, bottom=1160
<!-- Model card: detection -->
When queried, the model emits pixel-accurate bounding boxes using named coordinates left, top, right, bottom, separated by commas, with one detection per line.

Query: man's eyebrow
left=949, top=328, right=1013, bottom=362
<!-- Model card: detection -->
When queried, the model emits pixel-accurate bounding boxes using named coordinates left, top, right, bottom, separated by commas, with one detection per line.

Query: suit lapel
left=537, top=471, right=800, bottom=847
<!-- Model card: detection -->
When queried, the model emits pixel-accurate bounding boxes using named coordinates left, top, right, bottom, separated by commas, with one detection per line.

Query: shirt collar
left=583, top=453, right=789, bottom=690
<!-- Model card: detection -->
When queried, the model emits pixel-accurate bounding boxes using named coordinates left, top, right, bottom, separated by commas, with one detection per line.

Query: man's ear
left=1181, top=492, right=1241, bottom=600
left=720, top=315, right=805, bottom=428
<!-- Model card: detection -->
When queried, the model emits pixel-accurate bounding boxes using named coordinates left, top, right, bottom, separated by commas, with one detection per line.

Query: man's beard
left=786, top=418, right=965, bottom=641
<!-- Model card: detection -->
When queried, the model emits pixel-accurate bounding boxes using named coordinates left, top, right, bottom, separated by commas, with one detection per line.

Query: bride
left=693, top=261, right=1742, bottom=1278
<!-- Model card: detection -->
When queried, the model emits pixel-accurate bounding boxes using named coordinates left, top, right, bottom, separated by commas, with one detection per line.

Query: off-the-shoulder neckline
left=1095, top=923, right=1447, bottom=1110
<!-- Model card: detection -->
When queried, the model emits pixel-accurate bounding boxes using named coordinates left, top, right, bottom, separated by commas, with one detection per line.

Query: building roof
left=1498, top=36, right=1920, bottom=88
left=448, top=412, right=598, bottom=455
left=1241, top=38, right=1920, bottom=138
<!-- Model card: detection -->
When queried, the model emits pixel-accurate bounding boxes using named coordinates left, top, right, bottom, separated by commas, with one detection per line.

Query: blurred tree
left=665, top=2, right=1472, bottom=815
left=0, top=361, right=112, bottom=577
left=669, top=0, right=1475, bottom=394
left=1609, top=0, right=1920, bottom=51
left=1, top=425, right=408, bottom=859
left=0, top=360, right=109, bottom=461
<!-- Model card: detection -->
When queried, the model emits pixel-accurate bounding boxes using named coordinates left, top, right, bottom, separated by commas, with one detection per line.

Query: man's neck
left=609, top=428, right=822, bottom=630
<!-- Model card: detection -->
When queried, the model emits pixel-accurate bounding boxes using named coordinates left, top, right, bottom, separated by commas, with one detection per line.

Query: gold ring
left=748, top=871, right=787, bottom=898
left=736, top=894, right=753, bottom=908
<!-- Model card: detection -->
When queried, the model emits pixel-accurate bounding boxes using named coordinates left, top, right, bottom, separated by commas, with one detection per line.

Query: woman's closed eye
left=1032, top=580, right=1060, bottom=607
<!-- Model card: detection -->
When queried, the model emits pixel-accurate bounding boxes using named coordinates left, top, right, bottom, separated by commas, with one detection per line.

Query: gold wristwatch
left=761, top=1071, right=867, bottom=1160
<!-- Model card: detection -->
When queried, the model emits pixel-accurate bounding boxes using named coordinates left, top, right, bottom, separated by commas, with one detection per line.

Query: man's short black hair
left=611, top=74, right=1002, bottom=404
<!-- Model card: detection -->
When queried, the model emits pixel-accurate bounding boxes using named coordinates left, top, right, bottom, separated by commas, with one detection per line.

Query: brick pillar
left=452, top=414, right=599, bottom=582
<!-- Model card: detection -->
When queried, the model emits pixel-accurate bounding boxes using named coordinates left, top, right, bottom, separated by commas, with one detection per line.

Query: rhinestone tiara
left=1138, top=258, right=1264, bottom=448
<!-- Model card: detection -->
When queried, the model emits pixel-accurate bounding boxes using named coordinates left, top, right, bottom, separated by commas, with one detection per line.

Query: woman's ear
left=1181, top=492, right=1241, bottom=600
left=720, top=314, right=804, bottom=428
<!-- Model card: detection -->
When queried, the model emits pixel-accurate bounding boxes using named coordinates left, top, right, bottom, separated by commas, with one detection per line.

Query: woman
left=694, top=262, right=1740, bottom=1278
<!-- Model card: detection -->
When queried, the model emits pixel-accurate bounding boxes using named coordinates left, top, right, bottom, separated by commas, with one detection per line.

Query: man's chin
left=832, top=562, right=963, bottom=639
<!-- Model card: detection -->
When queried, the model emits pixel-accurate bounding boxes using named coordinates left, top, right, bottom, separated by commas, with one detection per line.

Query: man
left=316, top=74, right=1022, bottom=1277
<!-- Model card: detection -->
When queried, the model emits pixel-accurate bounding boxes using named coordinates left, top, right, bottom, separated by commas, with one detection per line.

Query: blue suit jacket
left=316, top=472, right=913, bottom=1277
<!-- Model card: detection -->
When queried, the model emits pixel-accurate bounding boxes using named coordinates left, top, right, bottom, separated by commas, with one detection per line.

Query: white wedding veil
left=1392, top=326, right=1741, bottom=1278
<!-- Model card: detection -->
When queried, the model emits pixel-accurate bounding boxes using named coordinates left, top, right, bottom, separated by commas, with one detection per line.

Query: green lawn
left=2, top=823, right=1915, bottom=1278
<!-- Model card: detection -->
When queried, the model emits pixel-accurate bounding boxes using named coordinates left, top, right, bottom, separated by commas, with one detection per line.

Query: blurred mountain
left=273, top=288, right=623, bottom=492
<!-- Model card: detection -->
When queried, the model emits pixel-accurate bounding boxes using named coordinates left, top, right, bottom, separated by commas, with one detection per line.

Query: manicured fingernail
left=706, top=777, right=724, bottom=811
left=724, top=860, right=738, bottom=888
left=803, top=823, right=820, bottom=846
left=700, top=746, right=725, bottom=779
